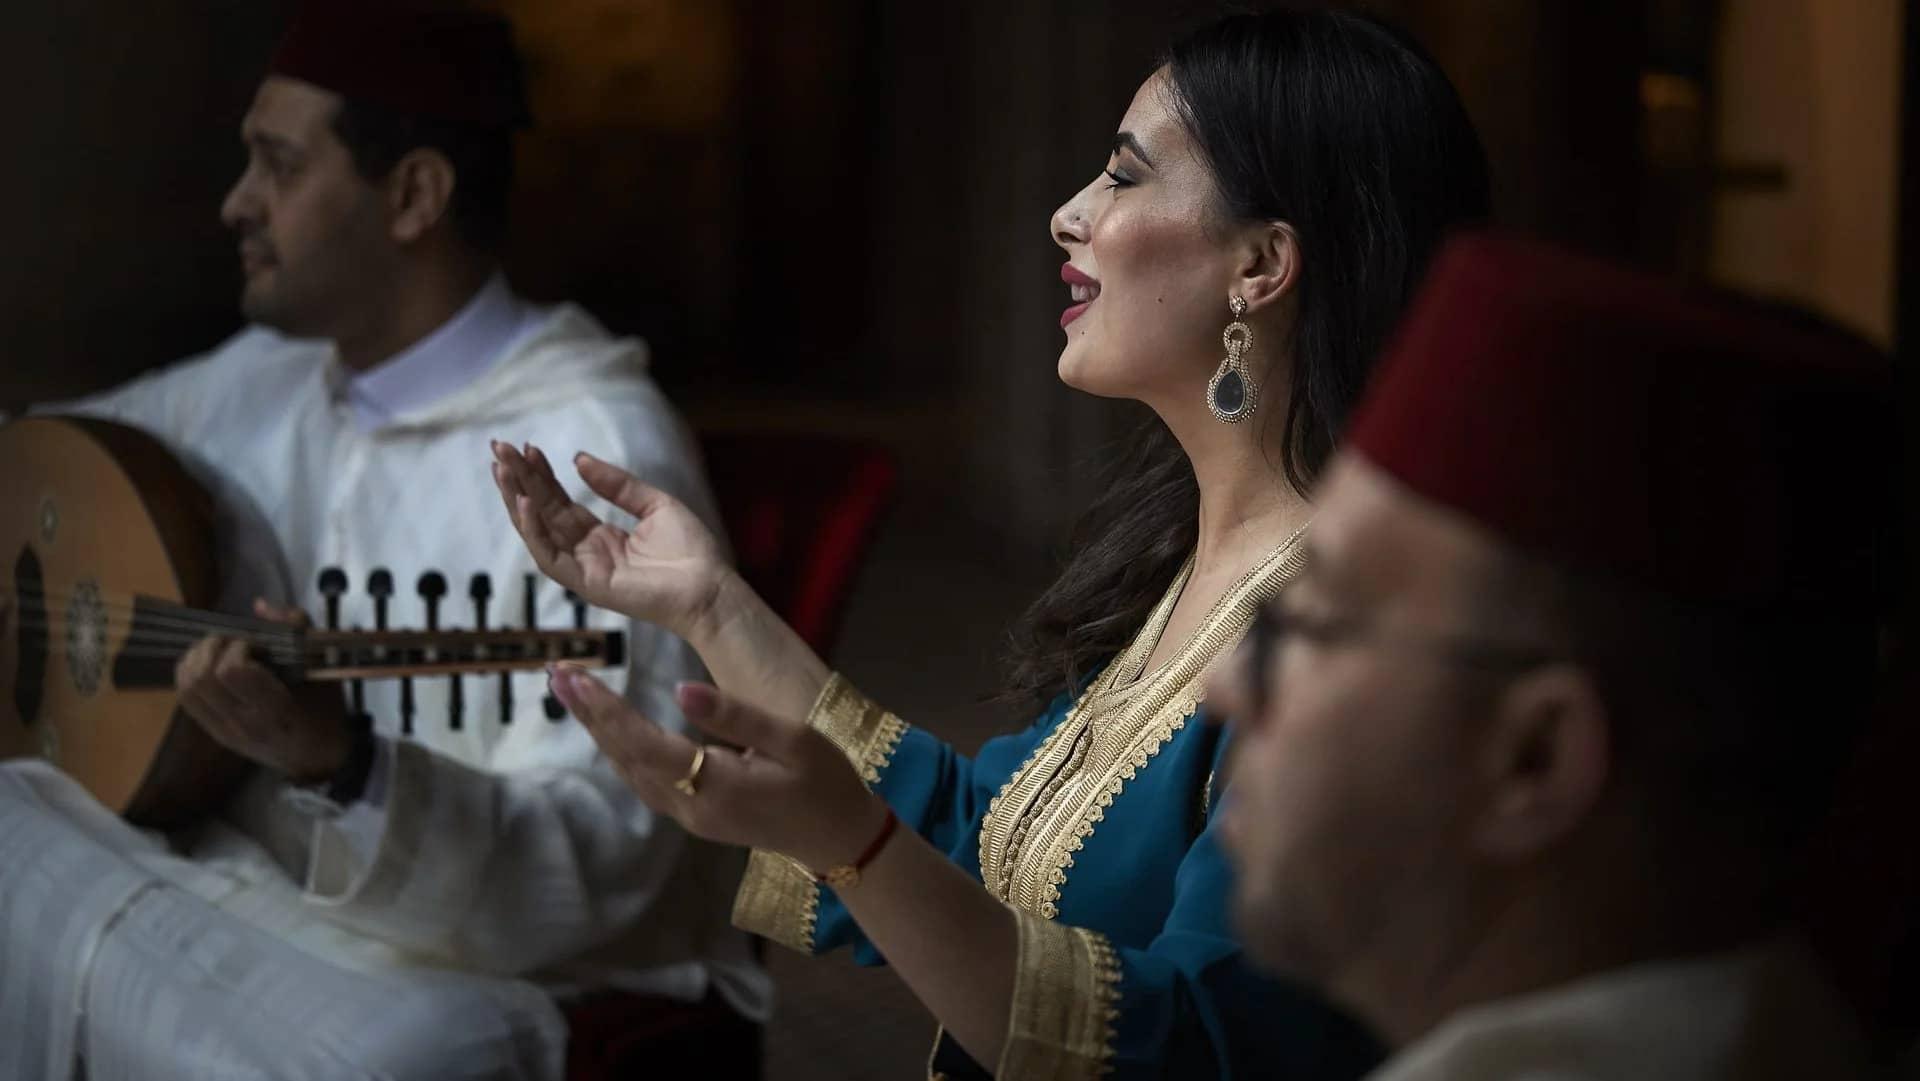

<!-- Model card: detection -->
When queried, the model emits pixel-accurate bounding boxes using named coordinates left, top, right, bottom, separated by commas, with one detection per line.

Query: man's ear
left=1234, top=220, right=1301, bottom=315
left=386, top=148, right=457, bottom=245
left=1468, top=664, right=1611, bottom=862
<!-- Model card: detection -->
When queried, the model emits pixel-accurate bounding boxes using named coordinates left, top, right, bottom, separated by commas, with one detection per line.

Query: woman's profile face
left=1052, top=68, right=1242, bottom=408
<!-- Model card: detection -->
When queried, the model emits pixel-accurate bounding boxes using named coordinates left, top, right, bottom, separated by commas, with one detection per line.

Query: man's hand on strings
left=490, top=441, right=732, bottom=640
left=548, top=666, right=888, bottom=875
left=175, top=599, right=352, bottom=783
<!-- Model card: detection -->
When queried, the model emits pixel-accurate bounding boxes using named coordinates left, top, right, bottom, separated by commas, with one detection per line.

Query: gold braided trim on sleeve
left=730, top=674, right=908, bottom=954
left=731, top=848, right=822, bottom=954
left=996, top=908, right=1122, bottom=1080
left=809, top=671, right=911, bottom=784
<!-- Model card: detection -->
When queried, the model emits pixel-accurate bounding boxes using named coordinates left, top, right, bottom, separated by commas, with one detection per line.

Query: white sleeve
left=31, top=364, right=185, bottom=432
left=28, top=331, right=249, bottom=437
left=292, top=737, right=396, bottom=870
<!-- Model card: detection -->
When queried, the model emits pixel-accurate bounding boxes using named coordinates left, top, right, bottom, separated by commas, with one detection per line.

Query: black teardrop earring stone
left=1213, top=369, right=1246, bottom=415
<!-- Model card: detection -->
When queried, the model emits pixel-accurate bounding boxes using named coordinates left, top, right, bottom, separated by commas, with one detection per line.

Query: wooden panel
left=0, top=2, right=290, bottom=410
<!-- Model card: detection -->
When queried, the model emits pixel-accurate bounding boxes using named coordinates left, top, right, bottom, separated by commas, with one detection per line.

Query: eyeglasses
left=1240, top=601, right=1560, bottom=715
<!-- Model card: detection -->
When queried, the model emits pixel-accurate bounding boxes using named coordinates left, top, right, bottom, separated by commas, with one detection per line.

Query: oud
left=0, top=416, right=620, bottom=826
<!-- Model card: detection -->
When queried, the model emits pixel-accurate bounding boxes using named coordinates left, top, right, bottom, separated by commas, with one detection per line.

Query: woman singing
left=494, top=9, right=1489, bottom=1078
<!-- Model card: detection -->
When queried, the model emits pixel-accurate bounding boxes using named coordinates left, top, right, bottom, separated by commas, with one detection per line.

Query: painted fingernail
left=675, top=682, right=717, bottom=718
left=550, top=668, right=579, bottom=709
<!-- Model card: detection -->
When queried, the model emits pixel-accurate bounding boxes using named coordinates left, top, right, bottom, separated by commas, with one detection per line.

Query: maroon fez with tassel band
left=1345, top=230, right=1892, bottom=619
left=268, top=1, right=532, bottom=130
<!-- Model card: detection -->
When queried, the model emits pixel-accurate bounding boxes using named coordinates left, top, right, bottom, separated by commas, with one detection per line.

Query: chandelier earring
left=1208, top=296, right=1259, bottom=423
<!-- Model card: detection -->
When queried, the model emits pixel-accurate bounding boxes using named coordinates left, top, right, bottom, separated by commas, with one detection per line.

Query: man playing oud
left=0, top=4, right=766, bottom=1078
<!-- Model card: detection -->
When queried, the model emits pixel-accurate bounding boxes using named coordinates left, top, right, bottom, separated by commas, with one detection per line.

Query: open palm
left=491, top=441, right=725, bottom=636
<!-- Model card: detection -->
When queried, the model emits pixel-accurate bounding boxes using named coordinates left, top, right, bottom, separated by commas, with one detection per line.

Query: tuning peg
left=528, top=574, right=565, bottom=721
left=448, top=667, right=464, bottom=731
left=468, top=573, right=492, bottom=628
left=347, top=628, right=365, bottom=717
left=557, top=591, right=591, bottom=719
left=466, top=572, right=510, bottom=726
left=417, top=572, right=447, bottom=630
left=416, top=572, right=457, bottom=730
left=400, top=676, right=416, bottom=737
left=367, top=569, right=394, bottom=630
left=318, top=568, right=362, bottom=716
left=471, top=573, right=508, bottom=726
left=317, top=567, right=347, bottom=630
left=365, top=569, right=410, bottom=735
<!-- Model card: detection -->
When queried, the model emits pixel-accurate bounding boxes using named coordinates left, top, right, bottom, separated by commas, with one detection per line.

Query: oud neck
left=129, top=597, right=623, bottom=681
left=298, top=627, right=622, bottom=680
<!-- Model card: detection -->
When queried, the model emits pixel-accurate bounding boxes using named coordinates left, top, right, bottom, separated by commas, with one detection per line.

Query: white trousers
left=0, top=762, right=564, bottom=1081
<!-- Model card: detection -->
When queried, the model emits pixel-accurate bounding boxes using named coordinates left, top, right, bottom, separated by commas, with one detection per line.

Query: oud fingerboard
left=301, top=628, right=621, bottom=680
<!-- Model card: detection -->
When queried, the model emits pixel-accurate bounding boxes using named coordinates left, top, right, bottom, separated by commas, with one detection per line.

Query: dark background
left=7, top=1, right=1909, bottom=575
left=2, top=3, right=1913, bottom=1076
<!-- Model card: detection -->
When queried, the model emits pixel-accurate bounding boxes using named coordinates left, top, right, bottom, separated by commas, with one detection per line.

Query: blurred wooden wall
left=0, top=1, right=290, bottom=410
left=1710, top=0, right=1903, bottom=346
left=3, top=0, right=1909, bottom=575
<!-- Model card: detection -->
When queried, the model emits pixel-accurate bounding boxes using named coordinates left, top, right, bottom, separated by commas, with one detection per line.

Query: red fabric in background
left=701, top=434, right=901, bottom=658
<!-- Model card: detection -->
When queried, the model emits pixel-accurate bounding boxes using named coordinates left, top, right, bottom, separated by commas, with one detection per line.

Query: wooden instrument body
left=1, top=416, right=254, bottom=826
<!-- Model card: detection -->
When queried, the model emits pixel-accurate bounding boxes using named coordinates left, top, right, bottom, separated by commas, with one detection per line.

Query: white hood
left=377, top=304, right=653, bottom=433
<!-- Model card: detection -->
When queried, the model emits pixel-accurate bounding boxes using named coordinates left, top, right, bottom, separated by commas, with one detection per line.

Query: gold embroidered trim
left=981, top=531, right=1310, bottom=918
left=730, top=674, right=909, bottom=954
left=809, top=672, right=911, bottom=784
left=731, top=848, right=821, bottom=953
left=1042, top=703, right=1200, bottom=916
left=977, top=563, right=1190, bottom=909
left=997, top=908, right=1123, bottom=1081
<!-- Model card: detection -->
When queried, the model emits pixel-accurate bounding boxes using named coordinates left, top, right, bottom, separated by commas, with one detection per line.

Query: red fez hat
left=1346, top=231, right=1893, bottom=617
left=269, top=1, right=531, bottom=129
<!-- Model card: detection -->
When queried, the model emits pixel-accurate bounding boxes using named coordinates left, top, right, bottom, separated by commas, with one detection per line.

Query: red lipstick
left=1061, top=263, right=1100, bottom=329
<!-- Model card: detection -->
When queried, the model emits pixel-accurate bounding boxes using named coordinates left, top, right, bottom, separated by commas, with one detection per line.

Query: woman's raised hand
left=549, top=667, right=888, bottom=875
left=491, top=441, right=730, bottom=640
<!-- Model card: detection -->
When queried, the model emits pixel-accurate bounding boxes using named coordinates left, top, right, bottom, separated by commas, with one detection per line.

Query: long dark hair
left=1004, top=8, right=1491, bottom=708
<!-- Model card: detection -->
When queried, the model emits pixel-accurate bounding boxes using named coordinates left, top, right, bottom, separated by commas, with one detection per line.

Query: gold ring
left=673, top=745, right=708, bottom=797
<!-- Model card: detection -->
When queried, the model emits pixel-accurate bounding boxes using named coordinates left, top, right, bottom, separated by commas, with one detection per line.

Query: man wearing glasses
left=1212, top=233, right=1894, bottom=1079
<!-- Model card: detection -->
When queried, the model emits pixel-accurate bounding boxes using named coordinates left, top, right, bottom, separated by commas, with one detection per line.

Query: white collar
left=343, top=273, right=541, bottom=432
left=1368, top=940, right=1871, bottom=1081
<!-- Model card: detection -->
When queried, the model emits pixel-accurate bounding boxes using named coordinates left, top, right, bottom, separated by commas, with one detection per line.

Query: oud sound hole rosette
left=65, top=580, right=106, bottom=696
